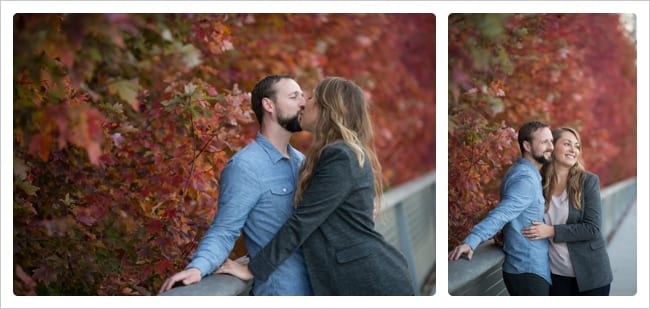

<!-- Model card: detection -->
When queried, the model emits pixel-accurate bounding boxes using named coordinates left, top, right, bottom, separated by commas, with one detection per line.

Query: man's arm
left=463, top=174, right=538, bottom=250
left=186, top=158, right=261, bottom=277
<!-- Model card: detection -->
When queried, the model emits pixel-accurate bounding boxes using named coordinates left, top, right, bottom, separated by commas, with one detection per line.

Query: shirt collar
left=256, top=132, right=290, bottom=164
left=517, top=157, right=542, bottom=178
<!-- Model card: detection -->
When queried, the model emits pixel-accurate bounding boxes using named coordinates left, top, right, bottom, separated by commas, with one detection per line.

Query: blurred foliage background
left=448, top=14, right=636, bottom=248
left=13, top=13, right=436, bottom=295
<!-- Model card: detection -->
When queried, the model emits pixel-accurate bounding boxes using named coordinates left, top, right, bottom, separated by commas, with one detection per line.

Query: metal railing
left=601, top=177, right=637, bottom=241
left=448, top=177, right=637, bottom=296
left=375, top=170, right=436, bottom=295
left=162, top=170, right=436, bottom=296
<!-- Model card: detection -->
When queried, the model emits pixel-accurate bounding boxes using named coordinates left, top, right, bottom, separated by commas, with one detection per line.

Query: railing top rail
left=600, top=177, right=637, bottom=197
left=381, top=170, right=436, bottom=212
left=448, top=240, right=505, bottom=293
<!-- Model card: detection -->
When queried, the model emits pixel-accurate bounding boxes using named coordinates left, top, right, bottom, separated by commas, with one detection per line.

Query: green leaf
left=478, top=14, right=507, bottom=40
left=487, top=96, right=504, bottom=115
left=161, top=28, right=173, bottom=41
left=184, top=83, right=196, bottom=97
left=88, top=47, right=102, bottom=61
left=180, top=44, right=202, bottom=68
left=108, top=79, right=140, bottom=111
left=513, top=27, right=528, bottom=37
left=60, top=193, right=75, bottom=206
left=14, top=157, right=29, bottom=181
left=17, top=179, right=40, bottom=196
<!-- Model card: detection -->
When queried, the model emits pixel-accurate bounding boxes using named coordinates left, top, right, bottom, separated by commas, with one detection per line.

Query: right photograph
left=447, top=13, right=637, bottom=296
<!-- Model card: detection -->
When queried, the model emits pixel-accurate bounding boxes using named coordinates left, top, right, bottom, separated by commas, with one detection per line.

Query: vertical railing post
left=395, top=202, right=420, bottom=295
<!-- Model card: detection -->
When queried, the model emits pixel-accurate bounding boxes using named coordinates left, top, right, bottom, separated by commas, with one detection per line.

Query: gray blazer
left=248, top=142, right=414, bottom=295
left=553, top=172, right=613, bottom=292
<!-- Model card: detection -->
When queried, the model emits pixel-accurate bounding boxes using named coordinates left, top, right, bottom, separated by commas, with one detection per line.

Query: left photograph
left=13, top=13, right=436, bottom=296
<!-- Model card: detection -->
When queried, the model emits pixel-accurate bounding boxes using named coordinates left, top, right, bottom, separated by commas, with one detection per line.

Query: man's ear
left=262, top=97, right=274, bottom=113
left=523, top=140, right=532, bottom=153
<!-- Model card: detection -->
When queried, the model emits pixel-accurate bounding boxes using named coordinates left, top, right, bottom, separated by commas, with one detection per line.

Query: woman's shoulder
left=582, top=170, right=600, bottom=181
left=320, top=141, right=361, bottom=166
left=581, top=170, right=601, bottom=188
left=323, top=141, right=354, bottom=155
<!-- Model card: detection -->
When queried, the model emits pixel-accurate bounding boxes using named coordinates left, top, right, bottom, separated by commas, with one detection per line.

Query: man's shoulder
left=506, top=159, right=536, bottom=176
left=228, top=141, right=265, bottom=167
left=503, top=162, right=539, bottom=186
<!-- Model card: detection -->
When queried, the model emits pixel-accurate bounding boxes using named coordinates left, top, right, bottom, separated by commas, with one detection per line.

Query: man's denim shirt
left=463, top=157, right=551, bottom=284
left=187, top=133, right=312, bottom=295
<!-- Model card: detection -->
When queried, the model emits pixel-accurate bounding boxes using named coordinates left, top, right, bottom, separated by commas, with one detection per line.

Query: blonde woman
left=522, top=127, right=613, bottom=295
left=217, top=77, right=414, bottom=295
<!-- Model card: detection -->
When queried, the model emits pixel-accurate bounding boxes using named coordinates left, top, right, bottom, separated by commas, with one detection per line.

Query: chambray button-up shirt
left=463, top=157, right=551, bottom=284
left=187, top=133, right=312, bottom=295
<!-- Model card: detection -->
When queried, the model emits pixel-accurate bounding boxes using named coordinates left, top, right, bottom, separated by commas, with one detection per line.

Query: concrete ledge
left=160, top=274, right=252, bottom=296
left=448, top=240, right=507, bottom=296
left=161, top=256, right=252, bottom=296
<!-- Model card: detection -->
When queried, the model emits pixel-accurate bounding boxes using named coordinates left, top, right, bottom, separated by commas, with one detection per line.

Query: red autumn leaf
left=72, top=207, right=98, bottom=226
left=146, top=220, right=164, bottom=235
left=448, top=13, right=636, bottom=248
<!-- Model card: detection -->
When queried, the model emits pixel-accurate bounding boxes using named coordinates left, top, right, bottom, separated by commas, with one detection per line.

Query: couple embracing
left=449, top=121, right=613, bottom=296
left=159, top=75, right=415, bottom=296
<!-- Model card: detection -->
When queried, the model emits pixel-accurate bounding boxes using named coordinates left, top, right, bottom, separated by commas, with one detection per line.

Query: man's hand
left=158, top=268, right=201, bottom=295
left=215, top=258, right=254, bottom=281
left=448, top=243, right=474, bottom=261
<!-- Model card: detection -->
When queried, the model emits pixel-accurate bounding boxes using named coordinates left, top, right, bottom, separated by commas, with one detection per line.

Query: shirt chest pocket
left=270, top=185, right=294, bottom=196
left=268, top=185, right=296, bottom=217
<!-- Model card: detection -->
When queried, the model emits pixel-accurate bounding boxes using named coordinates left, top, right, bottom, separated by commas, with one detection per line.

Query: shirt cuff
left=463, top=233, right=482, bottom=250
left=186, top=257, right=213, bottom=278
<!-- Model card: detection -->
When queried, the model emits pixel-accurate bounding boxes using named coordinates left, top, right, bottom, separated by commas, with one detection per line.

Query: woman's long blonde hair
left=542, top=127, right=586, bottom=211
left=294, top=77, right=383, bottom=212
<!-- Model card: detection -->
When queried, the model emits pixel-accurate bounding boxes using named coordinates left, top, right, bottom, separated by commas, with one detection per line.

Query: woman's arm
left=248, top=144, right=358, bottom=281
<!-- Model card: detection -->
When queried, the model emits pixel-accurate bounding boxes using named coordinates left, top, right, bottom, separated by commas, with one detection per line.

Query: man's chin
left=533, top=154, right=552, bottom=165
left=279, top=117, right=302, bottom=132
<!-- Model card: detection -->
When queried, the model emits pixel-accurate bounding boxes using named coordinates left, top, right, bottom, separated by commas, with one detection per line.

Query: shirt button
left=283, top=188, right=287, bottom=192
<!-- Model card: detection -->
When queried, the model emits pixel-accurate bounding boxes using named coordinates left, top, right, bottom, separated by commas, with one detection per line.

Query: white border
left=2, top=1, right=648, bottom=308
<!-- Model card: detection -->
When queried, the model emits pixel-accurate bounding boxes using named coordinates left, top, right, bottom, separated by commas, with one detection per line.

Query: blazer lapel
left=566, top=191, right=583, bottom=224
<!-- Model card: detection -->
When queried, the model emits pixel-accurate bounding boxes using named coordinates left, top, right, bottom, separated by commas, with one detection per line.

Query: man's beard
left=278, top=114, right=302, bottom=132
left=532, top=151, right=552, bottom=165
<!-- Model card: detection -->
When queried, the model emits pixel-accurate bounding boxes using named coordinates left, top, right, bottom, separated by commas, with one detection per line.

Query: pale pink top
left=545, top=190, right=576, bottom=277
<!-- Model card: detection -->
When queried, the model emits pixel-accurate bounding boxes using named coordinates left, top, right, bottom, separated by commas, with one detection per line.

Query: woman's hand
left=522, top=221, right=555, bottom=240
left=215, top=258, right=254, bottom=281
